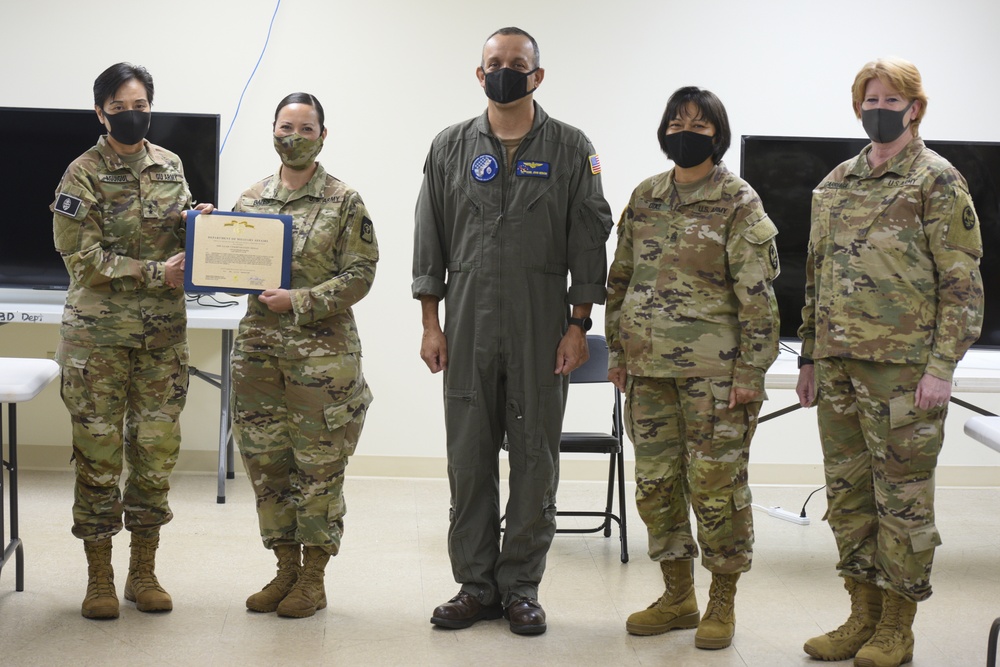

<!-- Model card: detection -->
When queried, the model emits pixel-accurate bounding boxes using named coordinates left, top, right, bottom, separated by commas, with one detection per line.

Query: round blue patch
left=471, top=154, right=499, bottom=183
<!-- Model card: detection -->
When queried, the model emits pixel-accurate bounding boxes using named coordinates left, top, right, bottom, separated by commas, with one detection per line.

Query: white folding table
left=0, top=357, right=59, bottom=591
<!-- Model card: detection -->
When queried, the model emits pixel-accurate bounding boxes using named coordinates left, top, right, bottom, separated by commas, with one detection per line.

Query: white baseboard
left=13, top=445, right=1000, bottom=487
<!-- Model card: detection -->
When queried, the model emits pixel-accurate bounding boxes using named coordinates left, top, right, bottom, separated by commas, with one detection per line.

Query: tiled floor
left=1, top=470, right=998, bottom=666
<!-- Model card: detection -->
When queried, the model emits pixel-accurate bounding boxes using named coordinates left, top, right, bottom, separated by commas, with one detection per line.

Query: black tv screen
left=0, top=107, right=220, bottom=290
left=741, top=135, right=1000, bottom=349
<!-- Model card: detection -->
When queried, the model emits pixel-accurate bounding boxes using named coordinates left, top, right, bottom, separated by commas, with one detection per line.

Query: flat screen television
left=741, top=135, right=1000, bottom=349
left=0, top=106, right=220, bottom=290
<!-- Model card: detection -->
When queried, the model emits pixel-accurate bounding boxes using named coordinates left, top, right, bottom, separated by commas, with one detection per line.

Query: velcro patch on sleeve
left=944, top=188, right=983, bottom=257
left=742, top=215, right=779, bottom=244
left=360, top=217, right=374, bottom=244
left=54, top=192, right=83, bottom=218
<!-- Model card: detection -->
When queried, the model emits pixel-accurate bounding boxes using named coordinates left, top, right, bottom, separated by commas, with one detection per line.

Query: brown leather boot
left=695, top=572, right=740, bottom=650
left=276, top=546, right=330, bottom=618
left=626, top=559, right=700, bottom=635
left=124, top=529, right=172, bottom=612
left=804, top=578, right=882, bottom=661
left=82, top=538, right=119, bottom=619
left=246, top=544, right=302, bottom=612
left=854, top=589, right=917, bottom=667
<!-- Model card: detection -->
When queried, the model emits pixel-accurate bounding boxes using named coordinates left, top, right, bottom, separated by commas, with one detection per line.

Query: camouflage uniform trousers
left=815, top=357, right=945, bottom=602
left=231, top=350, right=372, bottom=556
left=624, top=374, right=758, bottom=573
left=58, top=341, right=188, bottom=541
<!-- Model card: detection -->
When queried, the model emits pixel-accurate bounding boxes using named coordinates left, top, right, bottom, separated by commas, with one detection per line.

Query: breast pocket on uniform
left=448, top=177, right=485, bottom=270
left=519, top=174, right=567, bottom=270
left=863, top=189, right=919, bottom=258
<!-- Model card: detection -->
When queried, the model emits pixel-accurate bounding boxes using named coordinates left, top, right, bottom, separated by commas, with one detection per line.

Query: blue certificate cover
left=184, top=210, right=293, bottom=294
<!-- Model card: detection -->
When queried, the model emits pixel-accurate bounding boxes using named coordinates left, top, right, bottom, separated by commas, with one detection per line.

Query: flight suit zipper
left=493, top=136, right=507, bottom=340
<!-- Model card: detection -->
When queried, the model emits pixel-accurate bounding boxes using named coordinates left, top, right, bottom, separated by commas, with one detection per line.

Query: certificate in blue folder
left=184, top=210, right=293, bottom=294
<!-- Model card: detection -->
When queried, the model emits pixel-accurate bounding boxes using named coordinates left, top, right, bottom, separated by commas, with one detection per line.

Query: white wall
left=2, top=0, right=999, bottom=476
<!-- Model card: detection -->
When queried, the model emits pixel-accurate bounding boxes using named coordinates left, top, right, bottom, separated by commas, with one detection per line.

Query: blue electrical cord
left=219, top=0, right=282, bottom=155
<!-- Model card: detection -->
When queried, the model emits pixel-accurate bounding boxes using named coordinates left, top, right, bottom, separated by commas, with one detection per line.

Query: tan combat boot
left=694, top=572, right=740, bottom=650
left=804, top=578, right=882, bottom=661
left=626, top=559, right=700, bottom=635
left=123, top=529, right=172, bottom=612
left=276, top=546, right=330, bottom=618
left=246, top=544, right=302, bottom=612
left=82, top=538, right=119, bottom=619
left=854, top=589, right=917, bottom=667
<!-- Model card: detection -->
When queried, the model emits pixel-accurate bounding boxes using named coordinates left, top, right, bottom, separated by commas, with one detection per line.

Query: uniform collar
left=260, top=162, right=329, bottom=202
left=476, top=101, right=549, bottom=140
left=96, top=135, right=167, bottom=172
left=848, top=136, right=925, bottom=179
left=650, top=163, right=728, bottom=204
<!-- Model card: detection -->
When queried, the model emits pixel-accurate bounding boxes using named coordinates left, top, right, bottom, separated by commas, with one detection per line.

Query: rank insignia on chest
left=515, top=160, right=550, bottom=178
left=471, top=154, right=499, bottom=183
left=360, top=217, right=374, bottom=243
left=54, top=193, right=83, bottom=218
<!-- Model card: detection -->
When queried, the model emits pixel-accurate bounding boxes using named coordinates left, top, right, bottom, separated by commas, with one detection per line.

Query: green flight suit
left=412, top=103, right=613, bottom=606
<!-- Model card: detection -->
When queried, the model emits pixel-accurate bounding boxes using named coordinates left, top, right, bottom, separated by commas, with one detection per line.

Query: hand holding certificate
left=183, top=210, right=293, bottom=293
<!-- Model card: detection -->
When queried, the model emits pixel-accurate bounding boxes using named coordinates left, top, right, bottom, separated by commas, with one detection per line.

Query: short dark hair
left=274, top=92, right=326, bottom=132
left=483, top=26, right=540, bottom=69
left=657, top=86, right=731, bottom=164
left=93, top=62, right=154, bottom=108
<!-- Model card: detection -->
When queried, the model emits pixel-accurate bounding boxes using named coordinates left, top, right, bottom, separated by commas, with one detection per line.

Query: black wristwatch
left=797, top=356, right=814, bottom=369
left=568, top=317, right=593, bottom=332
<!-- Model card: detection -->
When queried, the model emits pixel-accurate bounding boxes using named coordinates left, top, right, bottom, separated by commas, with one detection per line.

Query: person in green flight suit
left=412, top=26, right=613, bottom=636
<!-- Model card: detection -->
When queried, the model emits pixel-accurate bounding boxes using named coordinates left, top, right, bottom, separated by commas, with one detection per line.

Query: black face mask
left=484, top=67, right=539, bottom=104
left=861, top=100, right=915, bottom=144
left=663, top=131, right=715, bottom=169
left=104, top=110, right=151, bottom=145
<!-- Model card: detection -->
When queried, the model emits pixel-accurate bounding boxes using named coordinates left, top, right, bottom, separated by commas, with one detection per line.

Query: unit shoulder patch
left=54, top=193, right=83, bottom=218
left=944, top=190, right=983, bottom=257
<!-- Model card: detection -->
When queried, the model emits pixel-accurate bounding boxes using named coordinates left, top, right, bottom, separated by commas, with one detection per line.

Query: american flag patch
left=589, top=154, right=602, bottom=175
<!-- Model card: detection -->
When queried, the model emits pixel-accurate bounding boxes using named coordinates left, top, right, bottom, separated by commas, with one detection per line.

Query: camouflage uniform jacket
left=52, top=136, right=190, bottom=349
left=233, top=163, right=378, bottom=359
left=606, top=164, right=780, bottom=393
left=799, top=138, right=984, bottom=382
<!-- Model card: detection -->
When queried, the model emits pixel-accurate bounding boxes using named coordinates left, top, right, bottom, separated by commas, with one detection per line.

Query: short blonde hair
left=851, top=57, right=928, bottom=135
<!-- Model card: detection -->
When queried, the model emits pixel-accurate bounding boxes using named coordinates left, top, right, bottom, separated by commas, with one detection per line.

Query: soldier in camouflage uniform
left=230, top=93, right=377, bottom=620
left=606, top=87, right=779, bottom=650
left=797, top=59, right=984, bottom=667
left=52, top=63, right=211, bottom=619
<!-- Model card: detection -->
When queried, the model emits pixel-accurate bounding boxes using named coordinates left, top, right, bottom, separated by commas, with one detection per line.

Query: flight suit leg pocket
left=529, top=386, right=562, bottom=481
left=445, top=388, right=479, bottom=469
left=505, top=397, right=526, bottom=472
